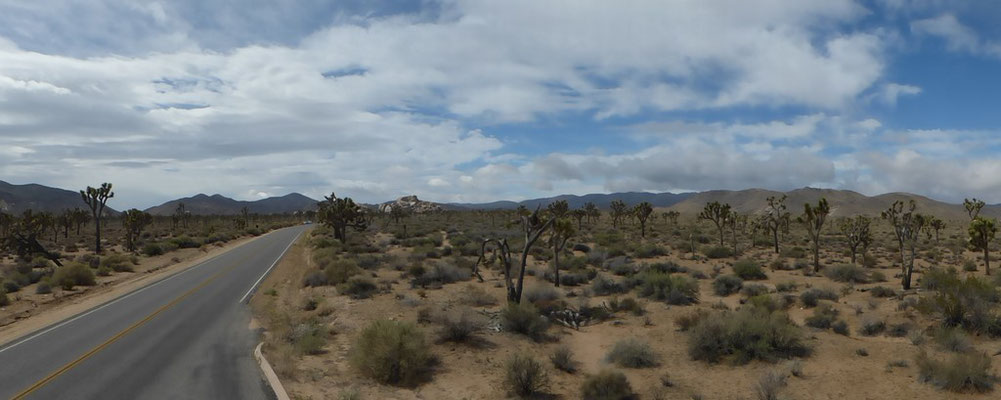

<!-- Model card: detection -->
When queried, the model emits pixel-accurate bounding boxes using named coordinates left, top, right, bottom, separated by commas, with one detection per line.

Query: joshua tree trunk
left=772, top=229, right=779, bottom=254
left=552, top=242, right=560, bottom=288
left=985, top=247, right=991, bottom=276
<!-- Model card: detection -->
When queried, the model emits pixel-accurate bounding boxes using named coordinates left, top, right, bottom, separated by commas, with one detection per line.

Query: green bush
left=142, top=243, right=164, bottom=256
left=800, top=288, right=839, bottom=308
left=290, top=321, right=326, bottom=355
left=550, top=345, right=577, bottom=373
left=858, top=318, right=886, bottom=336
left=637, top=272, right=699, bottom=305
left=805, top=303, right=839, bottom=330
left=713, top=275, right=743, bottom=296
left=687, top=308, right=810, bottom=364
left=934, top=326, right=973, bottom=353
left=591, top=275, right=627, bottom=296
left=824, top=264, right=869, bottom=283
left=702, top=246, right=733, bottom=259
left=869, top=286, right=896, bottom=298
left=916, top=351, right=997, bottom=393
left=339, top=276, right=378, bottom=299
left=741, top=283, right=770, bottom=298
left=350, top=320, right=436, bottom=386
left=324, top=258, right=360, bottom=285
left=504, top=353, right=549, bottom=398
left=605, top=338, right=659, bottom=368
left=169, top=236, right=201, bottom=249
left=100, top=254, right=134, bottom=272
left=52, top=263, right=97, bottom=290
left=35, top=279, right=52, bottom=294
left=732, top=259, right=767, bottom=280
left=0, top=288, right=8, bottom=306
left=917, top=272, right=1001, bottom=335
left=501, top=302, right=549, bottom=340
left=436, top=309, right=483, bottom=343
left=580, top=370, right=635, bottom=400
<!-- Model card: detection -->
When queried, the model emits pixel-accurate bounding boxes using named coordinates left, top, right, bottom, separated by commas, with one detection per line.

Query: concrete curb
left=254, top=342, right=291, bottom=400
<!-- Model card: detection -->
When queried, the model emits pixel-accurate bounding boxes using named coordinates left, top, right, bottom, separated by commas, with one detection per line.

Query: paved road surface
left=0, top=226, right=305, bottom=399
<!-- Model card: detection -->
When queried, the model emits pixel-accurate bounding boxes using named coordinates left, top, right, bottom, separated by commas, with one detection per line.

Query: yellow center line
left=12, top=251, right=255, bottom=400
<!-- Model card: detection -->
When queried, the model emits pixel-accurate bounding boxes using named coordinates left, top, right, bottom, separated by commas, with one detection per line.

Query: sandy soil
left=252, top=223, right=1001, bottom=400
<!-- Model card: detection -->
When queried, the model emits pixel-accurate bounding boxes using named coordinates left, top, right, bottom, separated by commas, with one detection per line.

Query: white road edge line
left=238, top=231, right=301, bottom=304
left=0, top=228, right=284, bottom=354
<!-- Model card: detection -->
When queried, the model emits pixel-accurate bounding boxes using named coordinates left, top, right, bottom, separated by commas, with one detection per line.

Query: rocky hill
left=379, top=195, right=443, bottom=214
left=145, top=193, right=318, bottom=216
left=0, top=180, right=118, bottom=214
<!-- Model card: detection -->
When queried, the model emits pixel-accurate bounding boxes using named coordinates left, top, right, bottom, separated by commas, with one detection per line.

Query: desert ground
left=250, top=204, right=1001, bottom=400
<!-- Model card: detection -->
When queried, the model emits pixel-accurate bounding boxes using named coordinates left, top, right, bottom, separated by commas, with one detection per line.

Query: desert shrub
left=559, top=272, right=590, bottom=286
left=459, top=284, right=497, bottom=306
left=340, top=276, right=378, bottom=299
left=637, top=271, right=698, bottom=305
left=580, top=370, right=635, bottom=400
left=755, top=370, right=788, bottom=400
left=702, top=246, right=733, bottom=259
left=51, top=263, right=96, bottom=290
left=169, top=235, right=200, bottom=249
left=800, top=288, right=839, bottom=308
left=142, top=243, right=164, bottom=256
left=550, top=345, right=577, bottom=373
left=675, top=309, right=709, bottom=332
left=609, top=297, right=644, bottom=316
left=921, top=266, right=960, bottom=291
left=741, top=283, right=770, bottom=297
left=504, top=353, right=549, bottom=398
left=832, top=320, right=850, bottom=336
left=0, top=288, right=7, bottom=306
left=824, top=264, right=869, bottom=283
left=96, top=266, right=112, bottom=276
left=324, top=258, right=360, bottom=285
left=870, top=270, right=887, bottom=282
left=917, top=272, right=1001, bottom=335
left=501, top=302, right=549, bottom=340
left=590, top=275, right=627, bottom=296
left=713, top=275, right=743, bottom=296
left=412, top=261, right=470, bottom=287
left=916, top=351, right=997, bottom=393
left=887, top=322, right=913, bottom=337
left=805, top=303, right=839, bottom=329
left=437, top=309, right=483, bottom=343
left=35, top=279, right=52, bottom=294
left=648, top=261, right=687, bottom=274
left=858, top=318, right=886, bottom=336
left=524, top=285, right=561, bottom=305
left=780, top=246, right=806, bottom=259
left=765, top=283, right=792, bottom=295
left=76, top=254, right=100, bottom=268
left=633, top=243, right=667, bottom=258
left=934, top=326, right=973, bottom=353
left=733, top=259, right=767, bottom=280
left=609, top=262, right=636, bottom=276
left=688, top=308, right=810, bottom=364
left=290, top=320, right=326, bottom=355
left=100, top=254, right=134, bottom=272
left=606, top=338, right=659, bottom=368
left=350, top=320, right=436, bottom=386
left=2, top=278, right=20, bottom=293
left=869, top=286, right=896, bottom=298
left=302, top=270, right=328, bottom=287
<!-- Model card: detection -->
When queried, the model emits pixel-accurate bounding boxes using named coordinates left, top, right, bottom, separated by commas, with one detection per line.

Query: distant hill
left=0, top=180, right=118, bottom=214
left=145, top=193, right=318, bottom=216
left=667, top=187, right=1001, bottom=221
left=449, top=192, right=696, bottom=210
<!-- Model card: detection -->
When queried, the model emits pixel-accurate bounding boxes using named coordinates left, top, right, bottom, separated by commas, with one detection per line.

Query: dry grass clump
left=504, top=353, right=549, bottom=398
left=350, top=320, right=437, bottom=387
left=605, top=338, right=659, bottom=368
left=580, top=370, right=635, bottom=400
left=916, top=351, right=997, bottom=393
left=687, top=307, right=810, bottom=364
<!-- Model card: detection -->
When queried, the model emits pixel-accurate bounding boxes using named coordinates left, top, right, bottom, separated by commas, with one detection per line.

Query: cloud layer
left=1, top=1, right=1000, bottom=208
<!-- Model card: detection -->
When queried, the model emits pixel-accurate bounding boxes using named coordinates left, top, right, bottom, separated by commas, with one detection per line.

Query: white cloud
left=877, top=83, right=922, bottom=105
left=911, top=14, right=979, bottom=52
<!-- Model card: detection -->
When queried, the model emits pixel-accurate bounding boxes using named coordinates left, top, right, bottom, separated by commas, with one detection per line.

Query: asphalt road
left=0, top=225, right=306, bottom=400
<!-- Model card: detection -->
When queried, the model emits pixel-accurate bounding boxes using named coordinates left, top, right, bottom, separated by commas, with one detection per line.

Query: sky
left=2, top=0, right=1001, bottom=209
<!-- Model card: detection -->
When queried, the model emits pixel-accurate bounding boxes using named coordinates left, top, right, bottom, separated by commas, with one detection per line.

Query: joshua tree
left=0, top=211, right=11, bottom=237
left=317, top=193, right=368, bottom=242
left=726, top=211, right=742, bottom=256
left=58, top=210, right=74, bottom=238
left=665, top=210, right=681, bottom=226
left=926, top=217, right=945, bottom=244
left=123, top=209, right=152, bottom=252
left=81, top=183, right=114, bottom=253
left=241, top=206, right=251, bottom=228
left=882, top=200, right=912, bottom=267
left=174, top=202, right=188, bottom=229
left=883, top=200, right=924, bottom=289
left=570, top=209, right=586, bottom=230
left=2, top=209, right=62, bottom=265
left=548, top=200, right=570, bottom=217
left=609, top=200, right=628, bottom=228
left=839, top=215, right=872, bottom=265
left=964, top=198, right=986, bottom=220
left=797, top=198, right=830, bottom=273
left=476, top=207, right=558, bottom=303
left=70, top=208, right=89, bottom=235
left=698, top=201, right=731, bottom=246
left=634, top=202, right=653, bottom=238
left=969, top=216, right=998, bottom=276
left=389, top=206, right=409, bottom=224
left=759, top=195, right=790, bottom=254
left=583, top=202, right=600, bottom=224
left=548, top=217, right=575, bottom=287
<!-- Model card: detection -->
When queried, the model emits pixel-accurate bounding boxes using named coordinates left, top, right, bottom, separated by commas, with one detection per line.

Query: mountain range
left=2, top=179, right=998, bottom=221
left=144, top=193, right=319, bottom=216
left=0, top=180, right=119, bottom=215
